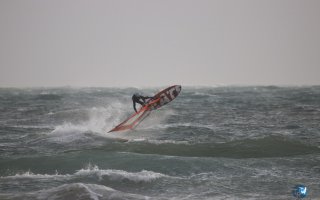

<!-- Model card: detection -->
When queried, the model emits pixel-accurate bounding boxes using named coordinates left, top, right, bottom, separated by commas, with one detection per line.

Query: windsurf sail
left=108, top=85, right=181, bottom=132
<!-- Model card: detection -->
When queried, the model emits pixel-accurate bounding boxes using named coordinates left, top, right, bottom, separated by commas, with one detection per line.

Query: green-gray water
left=1, top=86, right=320, bottom=199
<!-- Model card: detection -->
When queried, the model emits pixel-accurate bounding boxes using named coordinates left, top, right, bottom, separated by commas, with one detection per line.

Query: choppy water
left=0, top=86, right=320, bottom=199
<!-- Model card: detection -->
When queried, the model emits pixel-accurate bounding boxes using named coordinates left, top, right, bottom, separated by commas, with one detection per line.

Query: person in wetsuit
left=132, top=93, right=153, bottom=113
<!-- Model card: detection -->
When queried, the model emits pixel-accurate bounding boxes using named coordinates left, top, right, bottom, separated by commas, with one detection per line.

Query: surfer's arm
left=141, top=96, right=154, bottom=102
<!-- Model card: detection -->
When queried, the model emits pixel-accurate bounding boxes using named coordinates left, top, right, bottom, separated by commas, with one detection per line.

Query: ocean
left=0, top=86, right=319, bottom=200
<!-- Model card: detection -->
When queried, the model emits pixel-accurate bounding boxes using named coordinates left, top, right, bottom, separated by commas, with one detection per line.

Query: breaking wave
left=1, top=164, right=167, bottom=183
left=0, top=183, right=150, bottom=200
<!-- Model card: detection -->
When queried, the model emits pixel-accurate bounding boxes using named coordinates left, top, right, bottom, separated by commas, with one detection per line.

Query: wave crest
left=76, top=164, right=166, bottom=183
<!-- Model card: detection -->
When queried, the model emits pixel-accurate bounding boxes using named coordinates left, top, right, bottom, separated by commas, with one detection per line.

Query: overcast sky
left=0, top=0, right=319, bottom=87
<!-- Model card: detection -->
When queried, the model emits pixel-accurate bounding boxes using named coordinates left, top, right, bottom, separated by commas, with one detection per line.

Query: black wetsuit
left=132, top=94, right=153, bottom=113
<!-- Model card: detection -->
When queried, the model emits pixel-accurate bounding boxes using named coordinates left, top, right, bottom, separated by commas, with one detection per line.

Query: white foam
left=48, top=123, right=90, bottom=143
left=130, top=138, right=147, bottom=142
left=1, top=170, right=70, bottom=180
left=194, top=92, right=218, bottom=97
left=75, top=164, right=166, bottom=183
left=127, top=138, right=189, bottom=145
left=150, top=122, right=215, bottom=130
left=46, top=102, right=130, bottom=143
left=7, top=124, right=53, bottom=129
left=1, top=165, right=167, bottom=184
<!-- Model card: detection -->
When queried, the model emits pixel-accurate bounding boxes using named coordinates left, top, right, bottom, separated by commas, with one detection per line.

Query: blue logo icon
left=292, top=185, right=307, bottom=199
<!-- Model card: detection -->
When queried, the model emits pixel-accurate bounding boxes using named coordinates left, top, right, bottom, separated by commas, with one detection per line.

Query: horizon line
left=1, top=84, right=320, bottom=89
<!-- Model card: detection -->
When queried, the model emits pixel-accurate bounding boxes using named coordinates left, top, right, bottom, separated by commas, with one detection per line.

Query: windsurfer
left=132, top=93, right=153, bottom=113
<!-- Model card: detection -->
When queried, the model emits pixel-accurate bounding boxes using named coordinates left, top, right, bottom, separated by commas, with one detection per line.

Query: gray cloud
left=1, top=0, right=320, bottom=87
